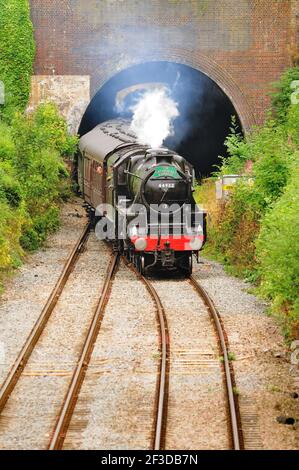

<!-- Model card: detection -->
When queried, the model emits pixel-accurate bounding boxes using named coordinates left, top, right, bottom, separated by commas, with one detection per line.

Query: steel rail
left=125, top=261, right=170, bottom=451
left=189, top=275, right=243, bottom=450
left=0, top=223, right=91, bottom=414
left=48, top=253, right=119, bottom=450
left=144, top=277, right=170, bottom=451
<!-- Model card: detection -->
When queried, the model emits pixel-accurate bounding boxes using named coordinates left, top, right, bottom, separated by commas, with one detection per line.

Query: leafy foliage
left=0, top=161, right=22, bottom=208
left=256, top=167, right=299, bottom=339
left=0, top=4, right=77, bottom=284
left=271, top=67, right=299, bottom=123
left=0, top=0, right=35, bottom=120
left=0, top=121, right=15, bottom=161
left=0, top=199, right=24, bottom=270
left=214, top=117, right=249, bottom=175
left=197, top=67, right=299, bottom=339
left=0, top=104, right=77, bottom=274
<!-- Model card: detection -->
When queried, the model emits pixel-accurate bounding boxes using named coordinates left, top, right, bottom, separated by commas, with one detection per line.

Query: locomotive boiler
left=78, top=119, right=206, bottom=275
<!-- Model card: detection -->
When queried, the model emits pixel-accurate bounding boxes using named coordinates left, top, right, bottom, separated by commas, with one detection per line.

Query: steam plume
left=129, top=88, right=179, bottom=148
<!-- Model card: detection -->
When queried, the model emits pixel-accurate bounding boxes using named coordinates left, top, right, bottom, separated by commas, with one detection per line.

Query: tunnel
left=78, top=61, right=243, bottom=178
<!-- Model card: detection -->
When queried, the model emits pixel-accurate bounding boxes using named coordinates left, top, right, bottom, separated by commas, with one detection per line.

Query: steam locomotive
left=78, top=119, right=206, bottom=275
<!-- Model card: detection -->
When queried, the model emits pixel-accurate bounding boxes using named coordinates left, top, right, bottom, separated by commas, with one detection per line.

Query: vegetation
left=256, top=166, right=299, bottom=339
left=271, top=67, right=299, bottom=123
left=0, top=1, right=78, bottom=285
left=0, top=104, right=77, bottom=274
left=0, top=0, right=35, bottom=120
left=197, top=67, right=299, bottom=340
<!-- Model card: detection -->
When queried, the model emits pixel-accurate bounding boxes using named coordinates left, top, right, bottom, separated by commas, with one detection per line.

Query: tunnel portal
left=79, top=62, right=243, bottom=178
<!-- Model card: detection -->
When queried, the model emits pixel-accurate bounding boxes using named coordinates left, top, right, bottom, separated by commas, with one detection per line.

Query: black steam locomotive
left=78, top=119, right=206, bottom=275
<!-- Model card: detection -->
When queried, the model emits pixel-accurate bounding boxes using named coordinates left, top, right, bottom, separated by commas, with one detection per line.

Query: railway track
left=126, top=262, right=170, bottom=451
left=189, top=275, right=243, bottom=450
left=0, top=223, right=91, bottom=414
left=0, top=226, right=116, bottom=450
left=48, top=252, right=119, bottom=449
left=0, top=230, right=164, bottom=450
left=0, top=222, right=242, bottom=449
left=128, top=266, right=243, bottom=450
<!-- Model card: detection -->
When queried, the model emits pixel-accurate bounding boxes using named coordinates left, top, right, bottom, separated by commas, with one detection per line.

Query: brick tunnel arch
left=79, top=56, right=255, bottom=177
left=87, top=52, right=256, bottom=133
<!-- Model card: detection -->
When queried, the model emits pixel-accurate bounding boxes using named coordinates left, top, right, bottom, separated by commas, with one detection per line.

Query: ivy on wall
left=0, top=2, right=78, bottom=286
left=0, top=0, right=35, bottom=120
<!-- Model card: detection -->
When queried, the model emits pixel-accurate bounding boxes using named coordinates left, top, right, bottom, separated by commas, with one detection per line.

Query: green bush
left=32, top=103, right=78, bottom=156
left=12, top=105, right=76, bottom=251
left=256, top=167, right=299, bottom=339
left=215, top=117, right=249, bottom=175
left=203, top=180, right=263, bottom=278
left=200, top=67, right=299, bottom=338
left=20, top=206, right=60, bottom=251
left=271, top=67, right=299, bottom=123
left=286, top=102, right=299, bottom=147
left=11, top=104, right=78, bottom=170
left=0, top=0, right=35, bottom=120
left=0, top=200, right=24, bottom=269
left=0, top=103, right=77, bottom=263
left=0, top=121, right=15, bottom=161
left=0, top=3, right=77, bottom=280
left=218, top=119, right=295, bottom=205
left=206, top=116, right=295, bottom=278
left=252, top=123, right=294, bottom=205
left=0, top=161, right=22, bottom=208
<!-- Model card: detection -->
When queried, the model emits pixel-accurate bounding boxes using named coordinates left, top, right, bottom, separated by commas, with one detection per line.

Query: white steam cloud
left=129, top=88, right=179, bottom=148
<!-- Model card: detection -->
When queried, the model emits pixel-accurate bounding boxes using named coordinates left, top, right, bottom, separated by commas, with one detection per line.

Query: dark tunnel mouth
left=79, top=61, right=243, bottom=178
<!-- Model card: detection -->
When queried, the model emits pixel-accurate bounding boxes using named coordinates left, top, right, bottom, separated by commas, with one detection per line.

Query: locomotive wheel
left=133, top=254, right=139, bottom=271
left=134, top=254, right=145, bottom=275
left=186, top=254, right=193, bottom=277
left=179, top=253, right=193, bottom=277
left=140, top=255, right=145, bottom=275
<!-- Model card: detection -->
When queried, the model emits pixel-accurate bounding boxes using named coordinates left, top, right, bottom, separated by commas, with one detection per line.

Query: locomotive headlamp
left=134, top=237, right=147, bottom=251
left=190, top=237, right=202, bottom=251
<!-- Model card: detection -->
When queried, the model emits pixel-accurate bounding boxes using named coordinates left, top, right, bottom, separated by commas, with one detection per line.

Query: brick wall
left=29, top=0, right=297, bottom=131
